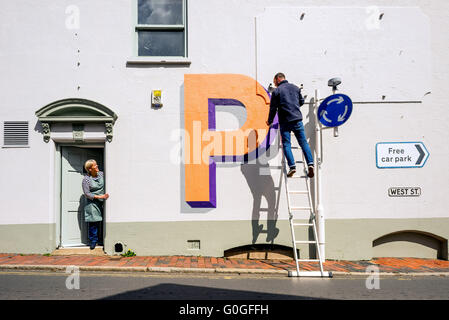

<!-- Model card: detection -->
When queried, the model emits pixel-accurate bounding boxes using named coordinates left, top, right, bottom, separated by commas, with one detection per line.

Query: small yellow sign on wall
left=151, top=90, right=163, bottom=108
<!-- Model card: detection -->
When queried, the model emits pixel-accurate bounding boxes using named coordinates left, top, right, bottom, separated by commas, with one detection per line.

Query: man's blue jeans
left=280, top=120, right=314, bottom=168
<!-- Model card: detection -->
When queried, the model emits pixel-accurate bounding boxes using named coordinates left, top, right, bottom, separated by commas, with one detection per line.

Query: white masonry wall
left=0, top=0, right=448, bottom=230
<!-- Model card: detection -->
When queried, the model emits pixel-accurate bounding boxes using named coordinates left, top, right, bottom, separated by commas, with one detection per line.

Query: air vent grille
left=3, top=121, right=29, bottom=146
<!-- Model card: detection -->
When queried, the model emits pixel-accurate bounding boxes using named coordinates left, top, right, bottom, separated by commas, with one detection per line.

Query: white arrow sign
left=337, top=105, right=349, bottom=122
left=376, top=142, right=429, bottom=168
left=320, top=110, right=332, bottom=123
left=327, top=96, right=344, bottom=105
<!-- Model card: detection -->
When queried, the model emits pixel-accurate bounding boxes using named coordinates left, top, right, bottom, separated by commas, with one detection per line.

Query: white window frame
left=128, top=0, right=190, bottom=65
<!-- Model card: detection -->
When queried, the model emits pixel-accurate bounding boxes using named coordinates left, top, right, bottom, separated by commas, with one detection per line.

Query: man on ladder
left=266, top=72, right=314, bottom=178
left=266, top=72, right=331, bottom=278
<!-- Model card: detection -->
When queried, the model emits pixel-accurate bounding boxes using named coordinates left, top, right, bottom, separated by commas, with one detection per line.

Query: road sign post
left=313, top=90, right=353, bottom=260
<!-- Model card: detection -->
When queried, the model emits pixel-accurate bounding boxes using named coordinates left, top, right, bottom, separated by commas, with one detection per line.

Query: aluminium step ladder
left=281, top=141, right=332, bottom=278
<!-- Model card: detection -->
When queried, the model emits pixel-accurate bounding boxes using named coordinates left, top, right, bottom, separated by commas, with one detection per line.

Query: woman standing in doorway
left=82, top=159, right=109, bottom=250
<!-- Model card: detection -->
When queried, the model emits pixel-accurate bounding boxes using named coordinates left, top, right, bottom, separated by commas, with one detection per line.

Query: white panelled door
left=61, top=147, right=104, bottom=247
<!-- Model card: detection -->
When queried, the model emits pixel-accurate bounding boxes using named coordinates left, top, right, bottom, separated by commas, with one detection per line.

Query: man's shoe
left=287, top=167, right=296, bottom=177
left=307, top=166, right=314, bottom=178
left=90, top=243, right=97, bottom=250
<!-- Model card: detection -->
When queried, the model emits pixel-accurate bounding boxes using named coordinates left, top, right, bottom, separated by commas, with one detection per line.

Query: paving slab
left=0, top=253, right=448, bottom=276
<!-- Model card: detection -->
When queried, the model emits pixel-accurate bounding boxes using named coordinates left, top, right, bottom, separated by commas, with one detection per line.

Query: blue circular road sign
left=318, top=94, right=353, bottom=127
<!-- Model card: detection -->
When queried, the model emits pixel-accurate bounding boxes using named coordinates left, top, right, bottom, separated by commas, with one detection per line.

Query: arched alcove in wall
left=373, top=230, right=448, bottom=260
left=224, top=244, right=297, bottom=260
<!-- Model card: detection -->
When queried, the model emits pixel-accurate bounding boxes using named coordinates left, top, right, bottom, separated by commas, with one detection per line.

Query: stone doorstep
left=51, top=246, right=106, bottom=256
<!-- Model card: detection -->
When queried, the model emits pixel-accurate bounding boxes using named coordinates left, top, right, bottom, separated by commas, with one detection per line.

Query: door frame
left=35, top=98, right=117, bottom=250
left=55, top=142, right=107, bottom=248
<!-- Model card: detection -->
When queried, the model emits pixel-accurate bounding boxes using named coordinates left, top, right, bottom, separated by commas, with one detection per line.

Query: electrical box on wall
left=151, top=90, right=163, bottom=108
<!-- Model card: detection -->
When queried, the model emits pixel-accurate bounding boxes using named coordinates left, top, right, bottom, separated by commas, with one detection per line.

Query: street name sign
left=376, top=142, right=429, bottom=168
left=388, top=187, right=421, bottom=197
left=318, top=93, right=353, bottom=127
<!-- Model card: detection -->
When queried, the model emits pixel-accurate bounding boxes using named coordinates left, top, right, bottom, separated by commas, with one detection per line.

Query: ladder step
left=280, top=131, right=330, bottom=278
left=291, top=207, right=312, bottom=211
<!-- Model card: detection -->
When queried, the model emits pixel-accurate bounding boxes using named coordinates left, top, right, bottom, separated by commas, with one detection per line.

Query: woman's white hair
left=84, top=159, right=97, bottom=173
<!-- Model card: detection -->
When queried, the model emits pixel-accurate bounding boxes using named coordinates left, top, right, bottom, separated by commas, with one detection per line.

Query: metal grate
left=187, top=240, right=200, bottom=250
left=3, top=121, right=29, bottom=146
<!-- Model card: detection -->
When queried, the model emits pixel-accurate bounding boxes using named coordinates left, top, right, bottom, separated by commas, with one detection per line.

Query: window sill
left=126, top=57, right=191, bottom=66
left=2, top=145, right=30, bottom=148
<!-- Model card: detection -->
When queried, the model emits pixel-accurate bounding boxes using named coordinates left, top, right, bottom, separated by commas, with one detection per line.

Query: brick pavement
left=0, top=253, right=449, bottom=274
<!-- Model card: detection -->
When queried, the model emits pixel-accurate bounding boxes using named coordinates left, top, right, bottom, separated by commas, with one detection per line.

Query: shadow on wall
left=240, top=130, right=281, bottom=244
left=373, top=230, right=448, bottom=260
left=33, top=120, right=43, bottom=134
left=240, top=162, right=279, bottom=244
left=303, top=98, right=317, bottom=199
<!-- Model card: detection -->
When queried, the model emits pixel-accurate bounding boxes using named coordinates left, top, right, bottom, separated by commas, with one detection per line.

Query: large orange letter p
left=184, top=74, right=277, bottom=208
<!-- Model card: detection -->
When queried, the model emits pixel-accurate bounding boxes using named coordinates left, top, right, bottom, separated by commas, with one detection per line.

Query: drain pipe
left=314, top=89, right=325, bottom=260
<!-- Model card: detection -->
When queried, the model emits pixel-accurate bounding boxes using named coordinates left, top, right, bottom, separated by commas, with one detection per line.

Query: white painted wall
left=0, top=0, right=448, bottom=227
